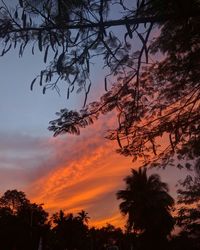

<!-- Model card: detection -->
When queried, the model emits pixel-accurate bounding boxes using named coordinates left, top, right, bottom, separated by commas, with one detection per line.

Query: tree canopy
left=117, top=167, right=174, bottom=249
left=0, top=190, right=49, bottom=250
left=176, top=162, right=200, bottom=243
left=0, top=189, right=29, bottom=213
left=0, top=183, right=198, bottom=250
left=0, top=0, right=199, bottom=167
left=117, top=168, right=174, bottom=230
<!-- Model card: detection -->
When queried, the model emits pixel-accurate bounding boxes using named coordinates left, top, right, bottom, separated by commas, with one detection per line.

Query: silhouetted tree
left=117, top=167, right=174, bottom=250
left=0, top=190, right=49, bottom=250
left=0, top=189, right=29, bottom=213
left=0, top=0, right=199, bottom=167
left=51, top=210, right=89, bottom=250
left=0, top=189, right=148, bottom=249
left=89, top=224, right=123, bottom=250
left=176, top=161, right=200, bottom=249
left=169, top=232, right=198, bottom=250
left=0, top=190, right=31, bottom=249
left=77, top=209, right=90, bottom=224
left=17, top=202, right=49, bottom=250
left=46, top=0, right=200, bottom=169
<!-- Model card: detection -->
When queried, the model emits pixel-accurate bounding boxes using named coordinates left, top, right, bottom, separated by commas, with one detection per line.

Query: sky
left=0, top=47, right=133, bottom=227
left=0, top=0, right=189, bottom=228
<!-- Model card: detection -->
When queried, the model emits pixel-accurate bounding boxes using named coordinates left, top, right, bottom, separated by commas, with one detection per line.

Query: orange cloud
left=0, top=113, right=179, bottom=229
left=92, top=213, right=125, bottom=228
left=29, top=140, right=133, bottom=227
left=27, top=114, right=135, bottom=228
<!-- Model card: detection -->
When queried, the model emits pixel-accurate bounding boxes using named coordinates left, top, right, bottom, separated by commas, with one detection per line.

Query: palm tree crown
left=116, top=167, right=174, bottom=237
left=77, top=210, right=90, bottom=224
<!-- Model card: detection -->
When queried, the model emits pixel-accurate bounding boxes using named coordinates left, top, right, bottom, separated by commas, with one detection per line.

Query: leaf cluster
left=0, top=0, right=200, bottom=168
left=49, top=0, right=200, bottom=168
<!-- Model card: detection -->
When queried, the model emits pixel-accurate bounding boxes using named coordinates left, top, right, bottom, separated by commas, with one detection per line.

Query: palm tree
left=51, top=210, right=89, bottom=250
left=117, top=167, right=174, bottom=249
left=77, top=210, right=90, bottom=224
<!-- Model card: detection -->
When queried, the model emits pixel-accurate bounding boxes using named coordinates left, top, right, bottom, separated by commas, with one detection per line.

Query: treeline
left=0, top=189, right=127, bottom=250
left=0, top=166, right=199, bottom=250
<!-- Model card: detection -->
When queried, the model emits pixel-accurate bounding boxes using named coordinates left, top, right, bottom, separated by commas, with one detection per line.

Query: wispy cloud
left=29, top=125, right=133, bottom=227
left=0, top=113, right=178, bottom=228
left=0, top=114, right=134, bottom=227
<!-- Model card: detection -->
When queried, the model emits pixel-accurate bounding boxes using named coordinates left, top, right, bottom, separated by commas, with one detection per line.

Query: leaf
left=32, top=45, right=35, bottom=55
left=22, top=12, right=26, bottom=28
left=54, top=49, right=58, bottom=59
left=14, top=10, right=18, bottom=19
left=185, top=163, right=191, bottom=169
left=40, top=71, right=44, bottom=86
left=38, top=31, right=42, bottom=52
left=30, top=78, right=37, bottom=91
left=53, top=33, right=61, bottom=46
left=14, top=40, right=17, bottom=49
left=1, top=49, right=5, bottom=56
left=23, top=36, right=29, bottom=50
left=44, top=45, right=49, bottom=63
left=56, top=52, right=65, bottom=75
left=70, top=85, right=74, bottom=93
left=2, top=43, right=12, bottom=55
left=86, top=59, right=90, bottom=73
left=67, top=88, right=70, bottom=99
left=83, top=82, right=91, bottom=107
left=104, top=77, right=108, bottom=91
left=177, top=163, right=183, bottom=169
left=19, top=0, right=23, bottom=8
left=71, top=74, right=78, bottom=86
left=43, top=86, right=46, bottom=94
left=49, top=70, right=52, bottom=82
left=29, top=17, right=32, bottom=26
left=19, top=43, right=23, bottom=57
left=50, top=33, right=55, bottom=52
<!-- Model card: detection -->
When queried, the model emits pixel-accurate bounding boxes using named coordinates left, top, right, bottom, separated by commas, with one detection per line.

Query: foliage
left=77, top=209, right=90, bottom=224
left=0, top=189, right=29, bottom=213
left=1, top=188, right=199, bottom=249
left=47, top=0, right=200, bottom=169
left=176, top=162, right=200, bottom=246
left=89, top=223, right=124, bottom=250
left=0, top=189, right=49, bottom=250
left=50, top=210, right=90, bottom=250
left=0, top=2, right=199, bottom=248
left=117, top=167, right=174, bottom=249
left=0, top=0, right=199, bottom=167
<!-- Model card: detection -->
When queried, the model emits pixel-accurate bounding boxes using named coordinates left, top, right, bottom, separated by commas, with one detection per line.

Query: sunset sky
left=0, top=47, right=188, bottom=229
left=0, top=2, right=188, bottom=229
